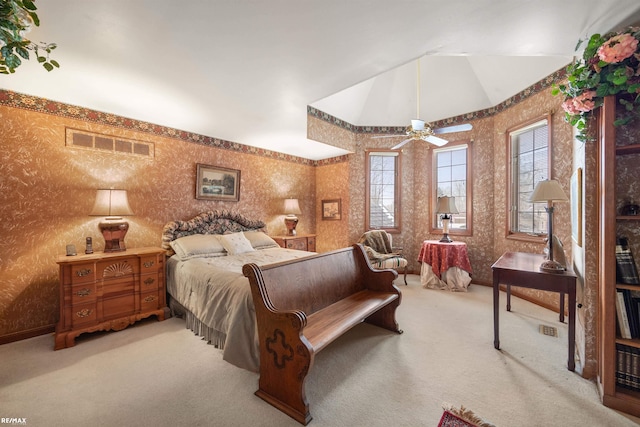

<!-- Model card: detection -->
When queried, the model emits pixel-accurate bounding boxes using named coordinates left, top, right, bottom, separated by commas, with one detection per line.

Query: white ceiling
left=3, top=1, right=640, bottom=160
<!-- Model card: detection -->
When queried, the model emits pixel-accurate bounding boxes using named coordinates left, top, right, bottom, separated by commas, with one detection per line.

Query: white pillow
left=170, top=234, right=226, bottom=260
left=243, top=231, right=280, bottom=250
left=218, top=232, right=256, bottom=255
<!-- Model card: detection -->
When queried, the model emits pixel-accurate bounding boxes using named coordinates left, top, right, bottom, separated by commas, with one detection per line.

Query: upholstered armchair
left=357, top=230, right=408, bottom=285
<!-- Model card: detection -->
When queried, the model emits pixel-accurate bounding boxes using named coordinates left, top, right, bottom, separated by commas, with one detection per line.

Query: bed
left=161, top=210, right=315, bottom=372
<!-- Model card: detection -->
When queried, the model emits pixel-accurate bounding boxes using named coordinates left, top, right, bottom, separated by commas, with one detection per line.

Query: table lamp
left=283, top=198, right=301, bottom=236
left=90, top=189, right=134, bottom=252
left=436, top=196, right=459, bottom=243
left=529, top=179, right=568, bottom=273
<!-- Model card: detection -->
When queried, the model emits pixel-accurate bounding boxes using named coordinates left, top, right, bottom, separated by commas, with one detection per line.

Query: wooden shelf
left=616, top=144, right=640, bottom=156
left=618, top=216, right=640, bottom=221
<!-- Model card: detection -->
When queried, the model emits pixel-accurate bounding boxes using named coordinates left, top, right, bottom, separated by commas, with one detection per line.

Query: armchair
left=357, top=230, right=408, bottom=285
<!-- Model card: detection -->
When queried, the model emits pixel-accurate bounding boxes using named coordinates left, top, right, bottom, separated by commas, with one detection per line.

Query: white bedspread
left=167, top=247, right=313, bottom=372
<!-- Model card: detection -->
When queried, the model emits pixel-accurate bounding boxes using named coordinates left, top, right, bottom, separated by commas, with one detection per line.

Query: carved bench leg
left=256, top=327, right=314, bottom=425
left=364, top=298, right=403, bottom=334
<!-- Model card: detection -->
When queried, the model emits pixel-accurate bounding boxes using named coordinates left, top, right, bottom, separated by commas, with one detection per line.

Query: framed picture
left=322, top=199, right=341, bottom=220
left=196, top=163, right=240, bottom=201
left=571, top=168, right=582, bottom=247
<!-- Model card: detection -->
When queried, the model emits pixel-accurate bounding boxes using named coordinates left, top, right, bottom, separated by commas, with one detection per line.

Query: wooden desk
left=492, top=252, right=576, bottom=371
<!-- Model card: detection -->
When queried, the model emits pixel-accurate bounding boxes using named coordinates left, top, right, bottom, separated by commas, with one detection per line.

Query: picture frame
left=322, top=199, right=342, bottom=220
left=571, top=167, right=582, bottom=247
left=196, top=163, right=241, bottom=201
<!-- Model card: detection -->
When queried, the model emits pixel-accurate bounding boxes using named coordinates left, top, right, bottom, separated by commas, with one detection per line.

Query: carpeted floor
left=1, top=275, right=639, bottom=426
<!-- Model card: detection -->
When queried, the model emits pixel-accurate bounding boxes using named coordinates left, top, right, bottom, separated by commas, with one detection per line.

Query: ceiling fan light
left=411, top=119, right=425, bottom=131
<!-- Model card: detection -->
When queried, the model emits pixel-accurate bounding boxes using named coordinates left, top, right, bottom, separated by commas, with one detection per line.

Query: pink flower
left=597, top=33, right=639, bottom=63
left=562, top=91, right=597, bottom=115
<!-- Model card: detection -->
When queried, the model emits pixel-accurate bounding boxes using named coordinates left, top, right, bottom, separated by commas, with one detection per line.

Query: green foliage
left=554, top=26, right=640, bottom=142
left=0, top=0, right=59, bottom=74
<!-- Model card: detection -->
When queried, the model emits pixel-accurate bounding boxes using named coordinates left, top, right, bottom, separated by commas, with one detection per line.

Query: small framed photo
left=322, top=199, right=342, bottom=220
left=196, top=164, right=241, bottom=201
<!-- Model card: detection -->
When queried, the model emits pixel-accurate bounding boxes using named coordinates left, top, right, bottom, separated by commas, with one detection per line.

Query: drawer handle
left=143, top=295, right=157, bottom=303
left=76, top=308, right=93, bottom=318
left=74, top=288, right=91, bottom=297
left=144, top=277, right=155, bottom=286
left=143, top=261, right=155, bottom=268
left=76, top=268, right=92, bottom=277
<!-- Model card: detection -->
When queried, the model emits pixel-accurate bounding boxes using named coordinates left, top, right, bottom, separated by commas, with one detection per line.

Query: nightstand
left=55, top=247, right=169, bottom=350
left=272, top=234, right=316, bottom=252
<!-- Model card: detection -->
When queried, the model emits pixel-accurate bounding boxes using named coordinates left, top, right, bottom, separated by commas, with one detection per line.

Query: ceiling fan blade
left=426, top=135, right=448, bottom=146
left=433, top=123, right=473, bottom=134
left=391, top=138, right=412, bottom=150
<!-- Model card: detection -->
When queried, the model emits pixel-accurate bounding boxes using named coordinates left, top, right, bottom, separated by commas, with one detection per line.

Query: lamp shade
left=529, top=180, right=568, bottom=203
left=436, top=196, right=459, bottom=214
left=283, top=198, right=302, bottom=216
left=90, top=189, right=134, bottom=217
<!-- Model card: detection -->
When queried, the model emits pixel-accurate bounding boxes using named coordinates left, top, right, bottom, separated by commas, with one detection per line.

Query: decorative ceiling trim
left=0, top=89, right=349, bottom=166
left=308, top=66, right=568, bottom=135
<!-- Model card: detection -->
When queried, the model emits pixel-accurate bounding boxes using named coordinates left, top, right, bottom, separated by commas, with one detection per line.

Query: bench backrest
left=245, top=245, right=376, bottom=316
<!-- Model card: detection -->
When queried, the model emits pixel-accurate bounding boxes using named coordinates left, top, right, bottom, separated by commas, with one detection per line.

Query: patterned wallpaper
left=0, top=105, right=317, bottom=339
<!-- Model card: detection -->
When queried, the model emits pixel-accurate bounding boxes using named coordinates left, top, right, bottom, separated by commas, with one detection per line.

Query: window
left=507, top=116, right=551, bottom=238
left=431, top=142, right=472, bottom=235
left=366, top=150, right=401, bottom=232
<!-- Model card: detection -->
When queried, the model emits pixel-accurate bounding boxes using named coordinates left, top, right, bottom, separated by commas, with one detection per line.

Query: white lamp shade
left=90, top=189, right=134, bottom=217
left=411, top=119, right=425, bottom=131
left=529, top=179, right=568, bottom=202
left=436, top=196, right=459, bottom=214
left=283, top=198, right=301, bottom=216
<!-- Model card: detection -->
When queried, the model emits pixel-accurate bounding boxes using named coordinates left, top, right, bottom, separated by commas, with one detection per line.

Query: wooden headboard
left=161, top=210, right=267, bottom=251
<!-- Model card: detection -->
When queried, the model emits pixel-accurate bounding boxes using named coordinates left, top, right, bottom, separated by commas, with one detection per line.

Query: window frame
left=365, top=149, right=402, bottom=233
left=505, top=114, right=552, bottom=242
left=429, top=140, right=473, bottom=237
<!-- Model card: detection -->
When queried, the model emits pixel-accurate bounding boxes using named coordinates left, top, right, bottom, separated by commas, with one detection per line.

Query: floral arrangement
left=0, top=0, right=58, bottom=74
left=552, top=26, right=640, bottom=142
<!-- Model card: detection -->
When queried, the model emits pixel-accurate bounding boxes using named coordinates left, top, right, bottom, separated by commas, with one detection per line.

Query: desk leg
left=559, top=292, right=565, bottom=323
left=568, top=288, right=576, bottom=371
left=506, top=284, right=511, bottom=312
left=493, top=272, right=500, bottom=349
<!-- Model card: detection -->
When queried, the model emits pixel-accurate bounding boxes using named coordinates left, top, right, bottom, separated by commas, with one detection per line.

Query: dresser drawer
left=140, top=255, right=160, bottom=272
left=141, top=273, right=159, bottom=292
left=140, top=291, right=161, bottom=312
left=71, top=302, right=97, bottom=327
left=70, top=263, right=96, bottom=285
left=285, top=238, right=307, bottom=251
left=71, top=283, right=97, bottom=304
left=307, top=236, right=316, bottom=252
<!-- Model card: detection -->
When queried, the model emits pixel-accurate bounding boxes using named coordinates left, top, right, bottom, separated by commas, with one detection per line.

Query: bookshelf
left=599, top=95, right=640, bottom=416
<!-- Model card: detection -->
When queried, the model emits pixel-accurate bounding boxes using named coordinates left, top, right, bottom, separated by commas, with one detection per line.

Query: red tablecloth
left=417, top=240, right=473, bottom=277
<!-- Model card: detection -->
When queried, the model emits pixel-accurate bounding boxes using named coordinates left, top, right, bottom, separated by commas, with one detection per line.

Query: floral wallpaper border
left=0, top=65, right=564, bottom=167
left=308, top=67, right=567, bottom=135
left=0, top=89, right=348, bottom=167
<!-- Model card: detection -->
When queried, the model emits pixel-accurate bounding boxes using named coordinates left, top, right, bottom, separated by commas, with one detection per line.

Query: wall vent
left=66, top=128, right=155, bottom=158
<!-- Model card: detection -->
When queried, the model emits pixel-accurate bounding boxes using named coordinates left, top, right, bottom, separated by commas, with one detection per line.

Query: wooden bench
left=242, top=244, right=403, bottom=425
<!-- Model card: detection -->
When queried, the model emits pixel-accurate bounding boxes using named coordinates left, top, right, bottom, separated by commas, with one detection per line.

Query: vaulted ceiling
left=3, top=1, right=640, bottom=159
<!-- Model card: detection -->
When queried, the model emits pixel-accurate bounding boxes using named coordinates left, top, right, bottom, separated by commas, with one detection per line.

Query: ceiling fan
left=374, top=58, right=472, bottom=150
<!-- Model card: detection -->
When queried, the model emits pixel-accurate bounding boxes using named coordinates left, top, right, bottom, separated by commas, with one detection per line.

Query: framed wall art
left=196, top=163, right=241, bottom=201
left=322, top=199, right=342, bottom=220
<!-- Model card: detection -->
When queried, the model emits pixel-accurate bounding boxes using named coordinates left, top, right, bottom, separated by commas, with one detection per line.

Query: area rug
left=437, top=404, right=496, bottom=427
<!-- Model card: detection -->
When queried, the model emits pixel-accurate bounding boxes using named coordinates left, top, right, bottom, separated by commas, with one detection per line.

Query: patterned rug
left=437, top=404, right=495, bottom=427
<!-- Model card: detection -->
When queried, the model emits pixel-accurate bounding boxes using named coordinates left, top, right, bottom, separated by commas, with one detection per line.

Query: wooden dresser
left=272, top=234, right=316, bottom=252
left=55, top=247, right=169, bottom=350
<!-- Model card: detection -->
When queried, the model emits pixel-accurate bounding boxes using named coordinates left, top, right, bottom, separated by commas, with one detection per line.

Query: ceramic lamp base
left=284, top=216, right=298, bottom=236
left=99, top=218, right=129, bottom=252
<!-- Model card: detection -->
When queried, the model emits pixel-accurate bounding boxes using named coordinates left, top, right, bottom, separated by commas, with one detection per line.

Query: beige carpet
left=2, top=275, right=640, bottom=427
